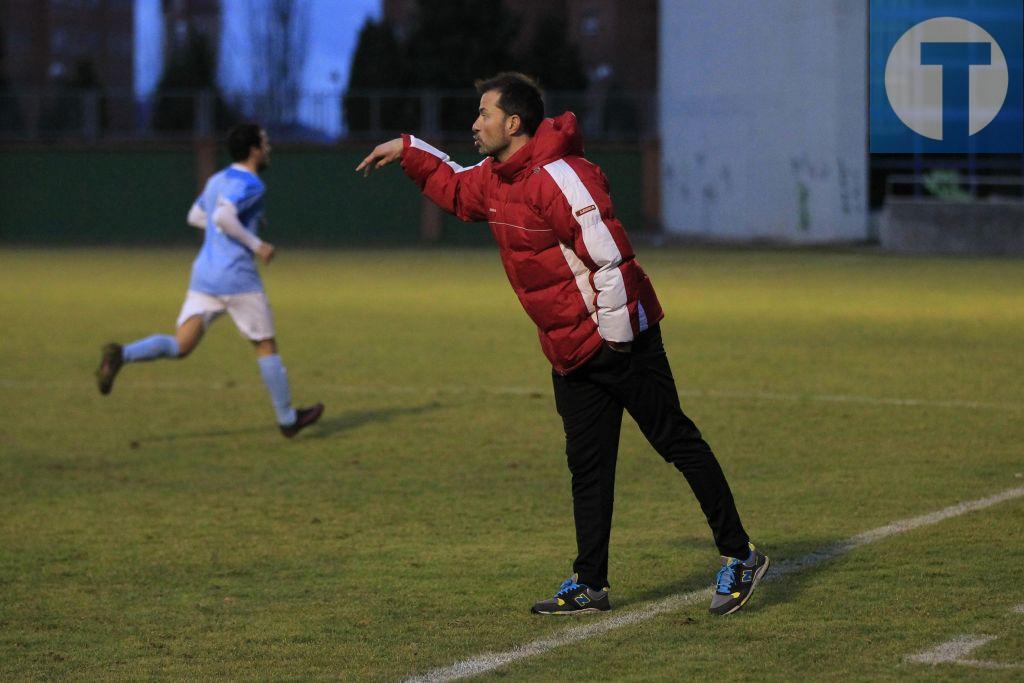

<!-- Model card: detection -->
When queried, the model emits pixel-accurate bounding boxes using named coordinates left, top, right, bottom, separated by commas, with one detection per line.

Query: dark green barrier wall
left=266, top=148, right=422, bottom=246
left=1, top=145, right=644, bottom=247
left=0, top=149, right=196, bottom=245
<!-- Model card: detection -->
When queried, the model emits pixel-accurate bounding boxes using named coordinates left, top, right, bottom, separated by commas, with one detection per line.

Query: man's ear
left=506, top=114, right=522, bottom=136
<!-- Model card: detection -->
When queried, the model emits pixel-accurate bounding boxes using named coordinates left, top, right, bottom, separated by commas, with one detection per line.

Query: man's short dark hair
left=475, top=72, right=545, bottom=136
left=226, top=123, right=263, bottom=162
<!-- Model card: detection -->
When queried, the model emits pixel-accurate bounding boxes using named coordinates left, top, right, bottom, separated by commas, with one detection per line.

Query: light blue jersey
left=189, top=166, right=266, bottom=295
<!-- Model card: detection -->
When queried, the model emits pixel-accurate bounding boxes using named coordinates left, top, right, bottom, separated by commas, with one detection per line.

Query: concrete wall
left=880, top=201, right=1024, bottom=255
left=659, top=0, right=868, bottom=242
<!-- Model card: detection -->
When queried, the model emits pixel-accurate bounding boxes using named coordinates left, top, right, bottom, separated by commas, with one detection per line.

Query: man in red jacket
left=358, top=72, right=768, bottom=616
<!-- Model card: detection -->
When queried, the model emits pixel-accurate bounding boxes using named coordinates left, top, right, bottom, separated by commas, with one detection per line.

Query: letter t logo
left=920, top=42, right=992, bottom=141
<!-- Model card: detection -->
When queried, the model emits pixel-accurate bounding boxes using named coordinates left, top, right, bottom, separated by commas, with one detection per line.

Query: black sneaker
left=531, top=574, right=610, bottom=615
left=709, top=545, right=770, bottom=616
left=280, top=403, right=324, bottom=438
left=96, top=343, right=124, bottom=395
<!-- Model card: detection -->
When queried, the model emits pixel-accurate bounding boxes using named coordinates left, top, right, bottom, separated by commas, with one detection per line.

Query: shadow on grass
left=304, top=402, right=444, bottom=439
left=612, top=538, right=829, bottom=613
left=135, top=401, right=444, bottom=444
left=133, top=426, right=263, bottom=444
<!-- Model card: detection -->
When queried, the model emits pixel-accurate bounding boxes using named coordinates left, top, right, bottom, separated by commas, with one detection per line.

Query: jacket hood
left=492, top=111, right=584, bottom=182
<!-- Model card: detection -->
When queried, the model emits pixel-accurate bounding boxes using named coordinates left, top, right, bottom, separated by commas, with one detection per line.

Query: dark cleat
left=709, top=545, right=770, bottom=616
left=96, top=343, right=124, bottom=395
left=531, top=574, right=610, bottom=615
left=280, top=402, right=324, bottom=438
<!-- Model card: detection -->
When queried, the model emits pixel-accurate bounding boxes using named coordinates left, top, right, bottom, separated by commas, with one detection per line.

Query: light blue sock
left=123, top=335, right=179, bottom=362
left=258, top=354, right=297, bottom=426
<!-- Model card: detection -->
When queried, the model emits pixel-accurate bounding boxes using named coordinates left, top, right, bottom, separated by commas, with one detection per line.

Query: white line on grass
left=906, top=635, right=1023, bottom=670
left=906, top=635, right=997, bottom=664
left=3, top=379, right=1022, bottom=412
left=403, top=485, right=1024, bottom=683
left=687, top=388, right=1022, bottom=412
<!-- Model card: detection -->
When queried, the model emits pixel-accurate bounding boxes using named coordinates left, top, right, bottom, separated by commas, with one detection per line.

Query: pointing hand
left=356, top=138, right=404, bottom=177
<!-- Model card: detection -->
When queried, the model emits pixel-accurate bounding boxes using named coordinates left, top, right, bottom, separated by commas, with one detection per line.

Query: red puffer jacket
left=400, top=111, right=663, bottom=375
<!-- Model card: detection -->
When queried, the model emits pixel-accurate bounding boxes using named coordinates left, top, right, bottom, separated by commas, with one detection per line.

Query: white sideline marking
left=404, top=486, right=1024, bottom=683
left=1014, top=604, right=1024, bottom=614
left=3, top=379, right=1022, bottom=412
left=906, top=635, right=997, bottom=664
left=906, top=635, right=1023, bottom=670
left=689, top=388, right=1022, bottom=412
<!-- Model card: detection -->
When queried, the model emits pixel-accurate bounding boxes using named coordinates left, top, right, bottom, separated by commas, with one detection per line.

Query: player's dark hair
left=226, top=123, right=264, bottom=161
left=474, top=72, right=545, bottom=136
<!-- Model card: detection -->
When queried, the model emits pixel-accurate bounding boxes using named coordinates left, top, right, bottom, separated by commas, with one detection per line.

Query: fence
left=0, top=88, right=657, bottom=143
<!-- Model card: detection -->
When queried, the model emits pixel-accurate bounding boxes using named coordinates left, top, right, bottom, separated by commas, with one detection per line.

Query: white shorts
left=176, top=290, right=276, bottom=341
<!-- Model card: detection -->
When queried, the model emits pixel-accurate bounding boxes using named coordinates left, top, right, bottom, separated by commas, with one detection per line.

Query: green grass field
left=1, top=247, right=1022, bottom=681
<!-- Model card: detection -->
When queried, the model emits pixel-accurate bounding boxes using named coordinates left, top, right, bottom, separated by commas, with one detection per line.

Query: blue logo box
left=870, top=0, right=1023, bottom=153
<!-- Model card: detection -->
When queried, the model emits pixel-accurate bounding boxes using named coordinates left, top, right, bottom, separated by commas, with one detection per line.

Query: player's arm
left=540, top=165, right=635, bottom=345
left=357, top=135, right=488, bottom=222
left=211, top=197, right=275, bottom=265
left=187, top=201, right=207, bottom=230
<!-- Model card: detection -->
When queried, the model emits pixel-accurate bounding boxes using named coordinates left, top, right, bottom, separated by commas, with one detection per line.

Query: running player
left=95, top=123, right=323, bottom=438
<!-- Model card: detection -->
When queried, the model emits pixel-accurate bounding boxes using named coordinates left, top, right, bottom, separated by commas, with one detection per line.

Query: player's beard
left=475, top=137, right=508, bottom=160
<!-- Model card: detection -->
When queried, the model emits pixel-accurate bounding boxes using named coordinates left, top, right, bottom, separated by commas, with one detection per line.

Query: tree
left=0, top=30, right=23, bottom=132
left=344, top=1, right=589, bottom=136
left=245, top=0, right=310, bottom=129
left=40, top=59, right=106, bottom=134
left=514, top=8, right=588, bottom=91
left=342, top=17, right=410, bottom=134
left=152, top=30, right=235, bottom=133
left=402, top=0, right=519, bottom=89
left=345, top=0, right=520, bottom=135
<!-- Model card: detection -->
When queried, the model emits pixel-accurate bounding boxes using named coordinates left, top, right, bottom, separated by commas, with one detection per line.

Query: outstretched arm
left=358, top=135, right=488, bottom=222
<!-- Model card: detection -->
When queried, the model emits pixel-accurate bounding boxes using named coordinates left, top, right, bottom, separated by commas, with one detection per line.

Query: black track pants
left=551, top=324, right=750, bottom=589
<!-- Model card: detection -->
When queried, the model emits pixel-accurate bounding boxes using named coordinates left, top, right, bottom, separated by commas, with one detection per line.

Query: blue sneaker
left=709, top=545, right=769, bottom=615
left=531, top=574, right=610, bottom=615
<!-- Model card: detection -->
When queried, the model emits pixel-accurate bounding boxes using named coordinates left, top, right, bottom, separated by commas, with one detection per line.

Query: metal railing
left=0, top=87, right=657, bottom=143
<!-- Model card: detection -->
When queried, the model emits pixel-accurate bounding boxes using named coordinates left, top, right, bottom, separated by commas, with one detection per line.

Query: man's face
left=255, top=130, right=271, bottom=171
left=472, top=90, right=514, bottom=158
